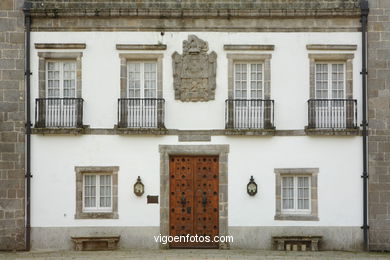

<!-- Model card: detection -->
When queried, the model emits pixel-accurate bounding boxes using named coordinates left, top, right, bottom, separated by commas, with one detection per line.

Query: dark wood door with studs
left=169, top=156, right=219, bottom=249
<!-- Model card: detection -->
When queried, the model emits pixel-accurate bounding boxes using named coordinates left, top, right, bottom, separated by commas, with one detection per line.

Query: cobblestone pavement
left=0, top=250, right=390, bottom=260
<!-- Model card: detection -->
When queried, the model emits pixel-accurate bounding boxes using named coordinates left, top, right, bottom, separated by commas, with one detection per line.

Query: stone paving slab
left=0, top=250, right=390, bottom=260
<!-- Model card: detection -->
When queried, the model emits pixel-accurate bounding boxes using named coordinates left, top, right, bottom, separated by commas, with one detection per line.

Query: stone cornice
left=35, top=43, right=86, bottom=49
left=28, top=2, right=361, bottom=33
left=306, top=44, right=358, bottom=50
left=28, top=0, right=360, bottom=16
left=28, top=8, right=361, bottom=18
left=28, top=6, right=361, bottom=33
left=116, top=44, right=167, bottom=50
left=31, top=127, right=362, bottom=137
left=224, top=45, right=275, bottom=51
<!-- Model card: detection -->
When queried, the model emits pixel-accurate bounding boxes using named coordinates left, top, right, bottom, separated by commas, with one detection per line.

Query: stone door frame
left=159, top=145, right=229, bottom=249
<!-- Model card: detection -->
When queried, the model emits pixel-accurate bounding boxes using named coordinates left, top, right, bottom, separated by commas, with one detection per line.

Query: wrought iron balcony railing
left=307, top=99, right=357, bottom=129
left=35, top=98, right=84, bottom=128
left=118, top=98, right=165, bottom=129
left=225, top=99, right=275, bottom=130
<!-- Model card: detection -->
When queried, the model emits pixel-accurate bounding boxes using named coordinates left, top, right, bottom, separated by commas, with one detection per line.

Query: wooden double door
left=169, top=155, right=219, bottom=248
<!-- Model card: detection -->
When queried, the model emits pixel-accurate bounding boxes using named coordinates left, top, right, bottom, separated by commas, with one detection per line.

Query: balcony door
left=315, top=63, right=346, bottom=128
left=46, top=61, right=77, bottom=127
left=233, top=63, right=264, bottom=129
left=127, top=62, right=157, bottom=128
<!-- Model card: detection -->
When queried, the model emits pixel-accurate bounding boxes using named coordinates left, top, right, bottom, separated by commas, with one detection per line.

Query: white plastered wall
left=30, top=31, right=363, bottom=228
left=31, top=135, right=362, bottom=227
left=30, top=32, right=362, bottom=130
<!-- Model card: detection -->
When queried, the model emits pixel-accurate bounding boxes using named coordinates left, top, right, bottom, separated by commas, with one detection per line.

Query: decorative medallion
left=172, top=35, right=217, bottom=102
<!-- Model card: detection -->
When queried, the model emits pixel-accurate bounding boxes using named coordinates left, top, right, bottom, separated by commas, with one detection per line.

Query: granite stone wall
left=0, top=0, right=26, bottom=251
left=2, top=0, right=390, bottom=252
left=368, top=0, right=390, bottom=252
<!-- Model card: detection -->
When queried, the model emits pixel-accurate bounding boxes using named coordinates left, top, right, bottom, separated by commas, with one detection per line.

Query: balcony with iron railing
left=225, top=99, right=275, bottom=131
left=35, top=98, right=84, bottom=129
left=117, top=98, right=165, bottom=130
left=33, top=97, right=360, bottom=136
left=307, top=99, right=358, bottom=130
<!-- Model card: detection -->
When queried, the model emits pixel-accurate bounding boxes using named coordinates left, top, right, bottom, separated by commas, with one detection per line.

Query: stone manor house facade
left=1, top=0, right=390, bottom=252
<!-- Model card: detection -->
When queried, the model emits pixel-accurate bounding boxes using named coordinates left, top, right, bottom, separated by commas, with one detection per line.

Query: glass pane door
left=127, top=62, right=157, bottom=128
left=315, top=63, right=346, bottom=128
left=46, top=61, right=77, bottom=127
left=233, top=63, right=264, bottom=129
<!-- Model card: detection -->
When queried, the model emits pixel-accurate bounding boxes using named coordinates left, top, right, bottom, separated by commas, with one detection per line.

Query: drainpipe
left=23, top=1, right=32, bottom=251
left=360, top=0, right=369, bottom=251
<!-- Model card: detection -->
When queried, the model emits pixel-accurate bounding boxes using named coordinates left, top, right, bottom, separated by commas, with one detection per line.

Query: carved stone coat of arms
left=172, top=35, right=217, bottom=102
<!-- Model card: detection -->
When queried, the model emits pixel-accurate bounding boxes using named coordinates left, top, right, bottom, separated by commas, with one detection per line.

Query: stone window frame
left=274, top=168, right=319, bottom=221
left=75, top=166, right=119, bottom=219
left=159, top=145, right=229, bottom=249
left=308, top=53, right=354, bottom=100
left=37, top=52, right=83, bottom=98
left=119, top=53, right=163, bottom=99
left=227, top=53, right=272, bottom=99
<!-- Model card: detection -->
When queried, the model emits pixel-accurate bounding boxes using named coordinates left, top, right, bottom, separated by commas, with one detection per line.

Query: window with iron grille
left=36, top=52, right=83, bottom=129
left=41, top=60, right=80, bottom=128
left=118, top=54, right=164, bottom=129
left=307, top=53, right=356, bottom=130
left=225, top=53, right=274, bottom=130
left=231, top=62, right=268, bottom=129
left=312, top=62, right=351, bottom=128
left=123, top=61, right=160, bottom=128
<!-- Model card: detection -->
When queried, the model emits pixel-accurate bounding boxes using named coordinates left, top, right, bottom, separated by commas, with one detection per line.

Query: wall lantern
left=133, top=176, right=144, bottom=197
left=247, top=175, right=257, bottom=196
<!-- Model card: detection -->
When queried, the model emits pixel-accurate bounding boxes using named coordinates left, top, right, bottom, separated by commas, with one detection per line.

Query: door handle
left=202, top=194, right=207, bottom=207
left=181, top=195, right=187, bottom=206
